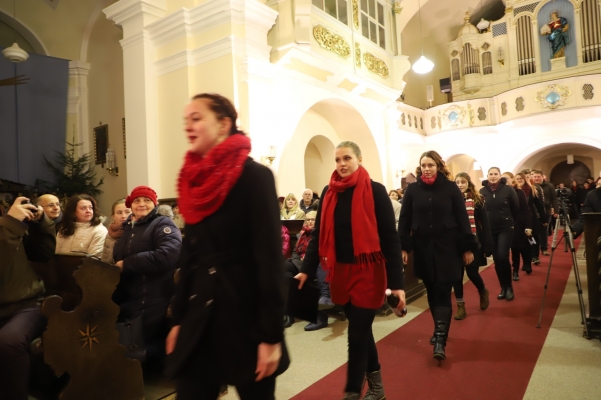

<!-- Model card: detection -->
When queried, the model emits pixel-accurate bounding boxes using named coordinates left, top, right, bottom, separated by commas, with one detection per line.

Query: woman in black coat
left=451, top=173, right=493, bottom=320
left=164, top=94, right=288, bottom=400
left=112, top=185, right=182, bottom=364
left=480, top=168, right=520, bottom=301
left=399, top=151, right=477, bottom=361
left=502, top=172, right=533, bottom=280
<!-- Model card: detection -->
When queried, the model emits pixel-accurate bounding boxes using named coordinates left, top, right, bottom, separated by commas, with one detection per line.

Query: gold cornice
left=393, top=2, right=403, bottom=14
left=363, top=52, right=389, bottom=78
left=355, top=43, right=361, bottom=68
left=352, top=0, right=359, bottom=29
left=313, top=25, right=351, bottom=58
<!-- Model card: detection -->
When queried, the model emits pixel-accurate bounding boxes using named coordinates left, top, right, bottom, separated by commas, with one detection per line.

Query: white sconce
left=106, top=148, right=118, bottom=176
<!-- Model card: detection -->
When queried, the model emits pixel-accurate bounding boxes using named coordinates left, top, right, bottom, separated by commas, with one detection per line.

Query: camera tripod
left=536, top=202, right=589, bottom=338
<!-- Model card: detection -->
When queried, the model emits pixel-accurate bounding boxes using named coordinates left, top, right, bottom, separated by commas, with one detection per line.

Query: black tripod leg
left=537, top=217, right=563, bottom=328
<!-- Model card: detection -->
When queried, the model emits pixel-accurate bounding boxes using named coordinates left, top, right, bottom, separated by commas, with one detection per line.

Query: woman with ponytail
left=296, top=141, right=405, bottom=400
left=398, top=151, right=477, bottom=361
left=165, top=94, right=289, bottom=399
left=452, top=173, right=493, bottom=320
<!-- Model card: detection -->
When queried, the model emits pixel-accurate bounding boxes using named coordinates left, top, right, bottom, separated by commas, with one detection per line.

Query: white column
left=68, top=60, right=91, bottom=157
left=103, top=0, right=166, bottom=194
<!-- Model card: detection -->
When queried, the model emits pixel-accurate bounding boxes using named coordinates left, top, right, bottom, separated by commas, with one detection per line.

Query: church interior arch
left=445, top=153, right=484, bottom=188
left=304, top=135, right=335, bottom=195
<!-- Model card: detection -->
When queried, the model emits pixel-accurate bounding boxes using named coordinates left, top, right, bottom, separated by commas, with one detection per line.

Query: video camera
left=555, top=188, right=572, bottom=216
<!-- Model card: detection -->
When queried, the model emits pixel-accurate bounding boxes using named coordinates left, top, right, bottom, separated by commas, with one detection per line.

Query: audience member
left=280, top=193, right=305, bottom=220
left=0, top=197, right=56, bottom=400
left=38, top=194, right=63, bottom=226
left=55, top=194, right=107, bottom=257
left=281, top=225, right=291, bottom=259
left=299, top=189, right=318, bottom=214
left=113, top=185, right=182, bottom=365
left=100, top=199, right=131, bottom=264
left=172, top=202, right=185, bottom=230
left=388, top=190, right=401, bottom=230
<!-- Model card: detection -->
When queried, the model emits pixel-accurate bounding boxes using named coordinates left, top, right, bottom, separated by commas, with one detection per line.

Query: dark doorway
left=550, top=160, right=591, bottom=186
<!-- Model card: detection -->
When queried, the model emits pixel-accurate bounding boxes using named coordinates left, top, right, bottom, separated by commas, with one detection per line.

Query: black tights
left=452, top=263, right=485, bottom=300
left=511, top=245, right=532, bottom=272
left=344, top=303, right=379, bottom=393
left=491, top=228, right=514, bottom=288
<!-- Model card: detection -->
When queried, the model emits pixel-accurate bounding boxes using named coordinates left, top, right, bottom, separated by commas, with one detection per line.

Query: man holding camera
left=0, top=197, right=57, bottom=400
left=532, top=170, right=558, bottom=255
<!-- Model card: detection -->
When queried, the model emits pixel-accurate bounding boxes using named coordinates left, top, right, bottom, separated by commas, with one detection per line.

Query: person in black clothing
left=503, top=172, right=533, bottom=281
left=480, top=167, right=520, bottom=301
left=165, top=94, right=288, bottom=399
left=399, top=151, right=477, bottom=361
left=572, top=186, right=601, bottom=238
left=451, top=173, right=493, bottom=320
left=297, top=141, right=405, bottom=400
left=532, top=170, right=557, bottom=255
left=515, top=173, right=547, bottom=268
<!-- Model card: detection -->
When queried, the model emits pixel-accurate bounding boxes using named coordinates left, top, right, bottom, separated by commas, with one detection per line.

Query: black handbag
left=116, top=316, right=146, bottom=362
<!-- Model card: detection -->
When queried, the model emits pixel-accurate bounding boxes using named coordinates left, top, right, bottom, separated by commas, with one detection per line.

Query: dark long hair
left=455, top=172, right=484, bottom=207
left=415, top=150, right=453, bottom=180
left=58, top=194, right=102, bottom=237
left=192, top=93, right=243, bottom=135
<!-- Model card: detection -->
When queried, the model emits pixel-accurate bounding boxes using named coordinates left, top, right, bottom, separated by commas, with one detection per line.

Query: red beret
left=126, top=186, right=158, bottom=208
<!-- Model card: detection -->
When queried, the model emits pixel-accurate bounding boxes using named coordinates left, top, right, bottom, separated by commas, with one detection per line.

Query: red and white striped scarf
left=464, top=194, right=477, bottom=235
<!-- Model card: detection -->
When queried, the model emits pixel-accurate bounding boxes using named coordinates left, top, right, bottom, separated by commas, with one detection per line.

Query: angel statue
left=540, top=11, right=569, bottom=59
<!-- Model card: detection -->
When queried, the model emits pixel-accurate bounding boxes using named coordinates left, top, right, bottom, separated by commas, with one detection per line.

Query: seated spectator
left=101, top=199, right=131, bottom=264
left=55, top=194, right=107, bottom=257
left=299, top=189, right=318, bottom=214
left=0, top=197, right=56, bottom=400
left=38, top=194, right=63, bottom=226
left=280, top=193, right=305, bottom=220
left=281, top=225, right=291, bottom=259
left=284, top=211, right=316, bottom=328
left=172, top=202, right=185, bottom=230
left=389, top=190, right=402, bottom=230
left=278, top=196, right=285, bottom=210
left=112, top=186, right=182, bottom=364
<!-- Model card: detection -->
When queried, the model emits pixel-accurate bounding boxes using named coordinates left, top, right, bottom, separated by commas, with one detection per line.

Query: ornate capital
left=363, top=52, right=389, bottom=77
left=313, top=25, right=351, bottom=58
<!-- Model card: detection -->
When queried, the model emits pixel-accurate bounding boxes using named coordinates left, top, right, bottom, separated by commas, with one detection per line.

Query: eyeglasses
left=78, top=206, right=94, bottom=211
left=306, top=218, right=316, bottom=222
left=42, top=203, right=60, bottom=208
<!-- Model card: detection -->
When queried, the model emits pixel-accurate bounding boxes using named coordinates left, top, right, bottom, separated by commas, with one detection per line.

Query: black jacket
left=540, top=181, right=558, bottom=213
left=299, top=200, right=318, bottom=214
left=512, top=188, right=532, bottom=248
left=480, top=178, right=519, bottom=231
left=472, top=200, right=493, bottom=267
left=112, top=208, right=182, bottom=322
left=524, top=188, right=547, bottom=232
left=300, top=180, right=404, bottom=290
left=165, top=158, right=289, bottom=385
left=573, top=187, right=601, bottom=235
left=398, top=173, right=478, bottom=283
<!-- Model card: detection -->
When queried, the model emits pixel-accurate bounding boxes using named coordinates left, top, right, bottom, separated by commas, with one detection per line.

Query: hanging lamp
left=2, top=0, right=28, bottom=63
left=412, top=0, right=434, bottom=74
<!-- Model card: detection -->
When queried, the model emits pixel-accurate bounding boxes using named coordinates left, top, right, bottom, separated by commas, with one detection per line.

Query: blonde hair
left=282, top=193, right=299, bottom=212
left=336, top=141, right=362, bottom=158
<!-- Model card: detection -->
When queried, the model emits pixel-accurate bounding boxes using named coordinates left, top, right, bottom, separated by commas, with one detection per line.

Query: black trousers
left=452, top=262, right=485, bottom=300
left=511, top=244, right=532, bottom=272
left=344, top=303, right=379, bottom=393
left=538, top=221, right=549, bottom=251
left=491, top=228, right=514, bottom=288
left=0, top=305, right=45, bottom=400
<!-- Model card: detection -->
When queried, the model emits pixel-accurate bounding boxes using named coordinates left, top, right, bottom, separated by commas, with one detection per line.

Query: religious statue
left=540, top=11, right=569, bottom=58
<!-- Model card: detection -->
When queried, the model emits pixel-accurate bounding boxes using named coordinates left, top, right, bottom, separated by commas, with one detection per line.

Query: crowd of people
left=1, top=91, right=601, bottom=400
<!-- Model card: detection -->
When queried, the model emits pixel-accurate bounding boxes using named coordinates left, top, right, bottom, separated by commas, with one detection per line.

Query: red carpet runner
left=292, top=237, right=580, bottom=400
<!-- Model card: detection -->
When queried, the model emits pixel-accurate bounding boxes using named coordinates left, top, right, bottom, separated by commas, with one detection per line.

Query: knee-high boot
left=432, top=307, right=452, bottom=360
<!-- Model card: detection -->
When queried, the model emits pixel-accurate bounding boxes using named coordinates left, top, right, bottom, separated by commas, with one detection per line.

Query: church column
left=67, top=60, right=91, bottom=156
left=103, top=0, right=166, bottom=193
left=574, top=4, right=584, bottom=65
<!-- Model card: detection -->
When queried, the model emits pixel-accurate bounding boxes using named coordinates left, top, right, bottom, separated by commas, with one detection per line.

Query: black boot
left=283, top=315, right=295, bottom=328
left=497, top=288, right=507, bottom=300
left=505, top=286, right=515, bottom=301
left=431, top=307, right=451, bottom=361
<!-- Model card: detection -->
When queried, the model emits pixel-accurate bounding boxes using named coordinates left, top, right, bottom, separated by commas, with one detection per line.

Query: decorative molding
left=363, top=52, right=389, bottom=77
left=516, top=96, right=525, bottom=111
left=583, top=84, right=594, bottom=100
left=313, top=25, right=351, bottom=58
left=355, top=43, right=361, bottom=68
left=352, top=0, right=359, bottom=30
left=535, top=84, right=571, bottom=110
left=442, top=105, right=466, bottom=127
left=393, top=2, right=403, bottom=14
left=467, top=103, right=474, bottom=126
left=103, top=0, right=167, bottom=28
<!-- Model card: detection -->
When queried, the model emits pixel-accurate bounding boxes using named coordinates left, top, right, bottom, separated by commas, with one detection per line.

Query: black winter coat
left=165, top=158, right=289, bottom=385
left=540, top=181, right=558, bottom=213
left=398, top=173, right=477, bottom=283
left=524, top=188, right=547, bottom=233
left=300, top=180, right=404, bottom=290
left=471, top=200, right=493, bottom=267
left=480, top=178, right=519, bottom=231
left=512, top=188, right=532, bottom=249
left=112, top=208, right=182, bottom=323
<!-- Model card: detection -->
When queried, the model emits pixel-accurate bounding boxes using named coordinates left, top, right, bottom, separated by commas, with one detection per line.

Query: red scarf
left=464, top=194, right=477, bottom=235
left=522, top=182, right=532, bottom=198
left=177, top=134, right=251, bottom=224
left=319, top=166, right=384, bottom=280
left=295, top=226, right=313, bottom=259
left=420, top=174, right=437, bottom=185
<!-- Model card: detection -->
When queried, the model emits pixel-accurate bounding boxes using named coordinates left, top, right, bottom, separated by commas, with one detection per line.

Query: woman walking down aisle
left=398, top=151, right=477, bottom=361
left=480, top=168, right=519, bottom=301
left=502, top=172, right=533, bottom=281
left=296, top=141, right=405, bottom=400
left=452, top=173, right=493, bottom=320
left=165, top=94, right=288, bottom=400
left=516, top=173, right=548, bottom=271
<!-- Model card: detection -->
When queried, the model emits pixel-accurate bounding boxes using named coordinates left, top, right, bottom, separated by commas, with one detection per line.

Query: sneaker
left=317, top=296, right=335, bottom=310
left=542, top=250, right=550, bottom=256
left=532, top=257, right=541, bottom=265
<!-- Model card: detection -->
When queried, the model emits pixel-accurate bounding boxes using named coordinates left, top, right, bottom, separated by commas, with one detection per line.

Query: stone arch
left=277, top=98, right=383, bottom=196
left=0, top=11, right=48, bottom=55
left=445, top=153, right=484, bottom=187
left=304, top=135, right=335, bottom=194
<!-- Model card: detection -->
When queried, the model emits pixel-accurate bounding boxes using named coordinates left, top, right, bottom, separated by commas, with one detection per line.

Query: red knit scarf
left=464, top=194, right=477, bottom=235
left=295, top=226, right=313, bottom=259
left=319, top=166, right=384, bottom=281
left=420, top=174, right=437, bottom=185
left=177, top=134, right=251, bottom=225
left=488, top=181, right=499, bottom=192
